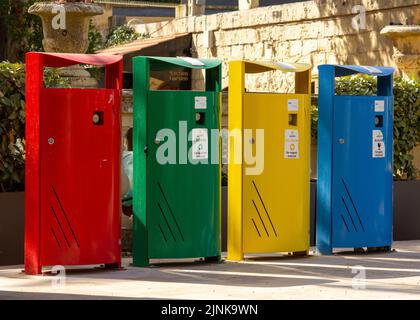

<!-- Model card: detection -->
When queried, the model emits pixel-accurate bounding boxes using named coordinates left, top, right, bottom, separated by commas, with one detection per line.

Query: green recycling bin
left=132, top=56, right=222, bottom=267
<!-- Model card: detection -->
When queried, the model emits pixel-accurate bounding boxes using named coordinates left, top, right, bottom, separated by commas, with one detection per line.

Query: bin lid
left=231, top=60, right=312, bottom=74
left=144, top=56, right=222, bottom=70
left=27, top=52, right=123, bottom=68
left=319, top=64, right=395, bottom=77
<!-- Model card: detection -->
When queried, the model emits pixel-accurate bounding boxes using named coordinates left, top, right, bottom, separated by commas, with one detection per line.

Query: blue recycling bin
left=316, top=64, right=394, bottom=255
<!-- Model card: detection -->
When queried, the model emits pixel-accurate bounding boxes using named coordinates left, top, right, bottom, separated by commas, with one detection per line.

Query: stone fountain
left=381, top=25, right=420, bottom=80
left=28, top=1, right=104, bottom=87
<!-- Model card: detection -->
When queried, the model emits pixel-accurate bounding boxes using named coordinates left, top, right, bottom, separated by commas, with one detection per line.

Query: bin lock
left=93, top=111, right=104, bottom=125
left=288, top=114, right=298, bottom=126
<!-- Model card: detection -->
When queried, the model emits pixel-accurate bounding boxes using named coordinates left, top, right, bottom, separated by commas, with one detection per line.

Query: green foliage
left=393, top=78, right=420, bottom=180
left=44, top=68, right=70, bottom=88
left=87, top=19, right=103, bottom=54
left=311, top=75, right=420, bottom=180
left=86, top=21, right=105, bottom=79
left=0, top=63, right=26, bottom=192
left=0, top=62, right=69, bottom=192
left=105, top=25, right=148, bottom=48
left=335, top=74, right=377, bottom=96
left=1, top=3, right=105, bottom=61
left=0, top=0, right=43, bottom=62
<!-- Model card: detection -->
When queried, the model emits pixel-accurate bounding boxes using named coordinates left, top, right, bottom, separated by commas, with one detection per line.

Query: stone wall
left=92, top=4, right=173, bottom=42
left=131, top=0, right=420, bottom=177
left=134, top=0, right=420, bottom=92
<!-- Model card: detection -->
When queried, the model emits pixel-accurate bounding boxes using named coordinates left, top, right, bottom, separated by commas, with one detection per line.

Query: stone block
left=289, top=40, right=302, bottom=57
left=302, top=39, right=318, bottom=56
left=282, top=24, right=302, bottom=41
left=231, top=45, right=245, bottom=59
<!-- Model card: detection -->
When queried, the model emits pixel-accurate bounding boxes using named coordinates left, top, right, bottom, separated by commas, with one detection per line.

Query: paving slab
left=1, top=241, right=420, bottom=300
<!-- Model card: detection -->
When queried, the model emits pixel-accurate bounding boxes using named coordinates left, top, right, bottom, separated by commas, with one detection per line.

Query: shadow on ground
left=1, top=242, right=420, bottom=298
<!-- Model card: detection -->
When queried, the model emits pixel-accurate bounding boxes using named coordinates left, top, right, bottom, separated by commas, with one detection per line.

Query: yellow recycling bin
left=227, top=60, right=312, bottom=261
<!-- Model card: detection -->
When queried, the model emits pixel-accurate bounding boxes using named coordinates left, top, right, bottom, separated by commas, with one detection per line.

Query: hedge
left=0, top=62, right=68, bottom=192
left=312, top=75, right=420, bottom=180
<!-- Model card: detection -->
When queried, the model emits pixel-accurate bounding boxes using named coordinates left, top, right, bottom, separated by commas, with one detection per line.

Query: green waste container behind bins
left=132, top=56, right=222, bottom=267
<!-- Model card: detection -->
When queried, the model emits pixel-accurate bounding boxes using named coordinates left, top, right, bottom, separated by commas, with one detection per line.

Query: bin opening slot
left=43, top=66, right=109, bottom=89
left=195, top=112, right=206, bottom=124
left=375, top=115, right=383, bottom=128
left=288, top=114, right=298, bottom=126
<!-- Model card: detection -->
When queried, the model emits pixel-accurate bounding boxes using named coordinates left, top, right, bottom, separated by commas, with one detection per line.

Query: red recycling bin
left=25, top=52, right=123, bottom=275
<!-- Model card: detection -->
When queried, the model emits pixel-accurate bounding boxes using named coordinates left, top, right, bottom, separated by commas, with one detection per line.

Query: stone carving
left=381, top=25, right=420, bottom=80
left=28, top=1, right=104, bottom=87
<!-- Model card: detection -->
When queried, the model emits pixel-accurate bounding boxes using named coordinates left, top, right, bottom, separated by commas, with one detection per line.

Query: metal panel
left=316, top=64, right=394, bottom=255
left=331, top=96, right=393, bottom=248
left=242, top=93, right=310, bottom=254
left=227, top=60, right=312, bottom=260
left=146, top=91, right=220, bottom=259
left=132, top=56, right=222, bottom=266
left=24, top=52, right=122, bottom=274
left=39, top=89, right=121, bottom=266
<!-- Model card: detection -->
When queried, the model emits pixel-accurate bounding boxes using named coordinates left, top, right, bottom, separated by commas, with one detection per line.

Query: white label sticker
left=285, top=141, right=299, bottom=159
left=287, top=99, right=299, bottom=112
left=285, top=129, right=299, bottom=159
left=375, top=100, right=385, bottom=112
left=372, top=130, right=385, bottom=158
left=192, top=128, right=208, bottom=160
left=178, top=56, right=204, bottom=66
left=194, top=96, right=207, bottom=109
left=285, top=129, right=299, bottom=141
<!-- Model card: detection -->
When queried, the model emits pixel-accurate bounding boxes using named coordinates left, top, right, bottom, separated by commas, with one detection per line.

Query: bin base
left=347, top=246, right=392, bottom=254
left=354, top=246, right=392, bottom=254
left=104, top=262, right=121, bottom=270
left=24, top=265, right=42, bottom=275
left=204, top=255, right=222, bottom=263
left=292, top=250, right=309, bottom=257
left=135, top=255, right=222, bottom=268
left=367, top=246, right=392, bottom=253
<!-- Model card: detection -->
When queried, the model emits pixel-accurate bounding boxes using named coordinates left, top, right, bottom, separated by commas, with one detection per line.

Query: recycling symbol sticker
left=285, top=141, right=299, bottom=159
left=284, top=129, right=299, bottom=159
left=372, top=130, right=385, bottom=158
left=192, top=128, right=208, bottom=160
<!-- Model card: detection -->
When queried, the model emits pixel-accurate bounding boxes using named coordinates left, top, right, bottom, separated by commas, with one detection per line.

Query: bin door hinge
left=144, top=145, right=148, bottom=156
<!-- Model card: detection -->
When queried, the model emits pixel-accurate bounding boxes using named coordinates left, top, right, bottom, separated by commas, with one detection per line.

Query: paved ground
left=1, top=241, right=420, bottom=300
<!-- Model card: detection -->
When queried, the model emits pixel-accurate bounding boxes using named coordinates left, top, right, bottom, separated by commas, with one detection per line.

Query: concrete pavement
left=1, top=241, right=420, bottom=299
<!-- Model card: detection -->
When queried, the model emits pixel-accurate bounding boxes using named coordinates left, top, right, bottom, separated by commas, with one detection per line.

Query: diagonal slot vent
left=51, top=206, right=70, bottom=248
left=158, top=182, right=185, bottom=242
left=158, top=224, right=168, bottom=243
left=252, top=180, right=278, bottom=237
left=52, top=186, right=80, bottom=247
left=252, top=218, right=261, bottom=237
left=342, top=197, right=357, bottom=232
left=51, top=227, right=61, bottom=248
left=157, top=202, right=176, bottom=242
left=252, top=200, right=269, bottom=237
left=341, top=215, right=350, bottom=233
left=341, top=178, right=365, bottom=232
